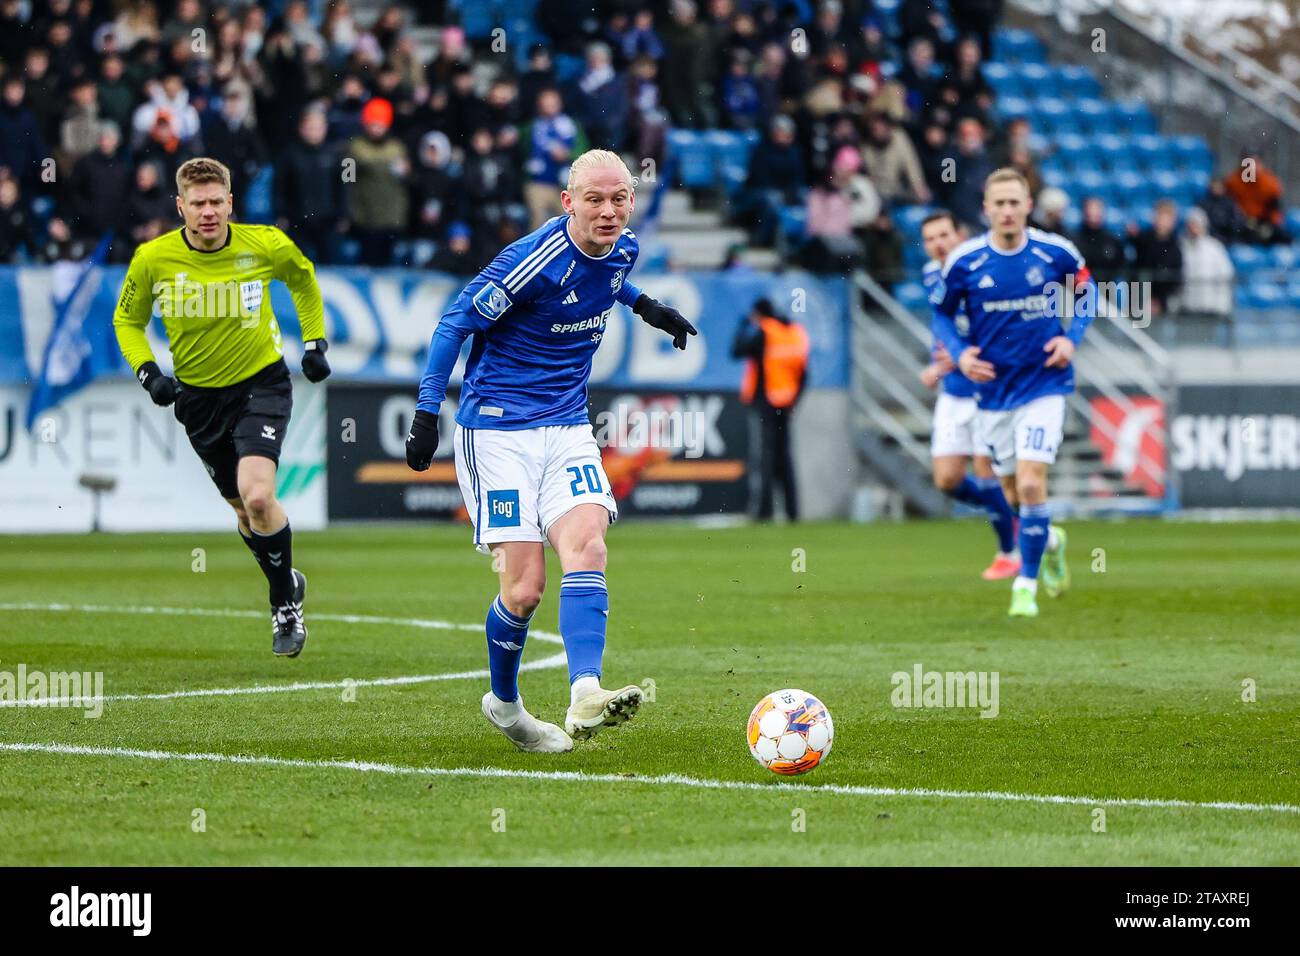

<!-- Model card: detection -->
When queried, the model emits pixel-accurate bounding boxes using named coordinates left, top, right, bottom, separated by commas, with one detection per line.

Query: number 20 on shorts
left=567, top=464, right=603, bottom=496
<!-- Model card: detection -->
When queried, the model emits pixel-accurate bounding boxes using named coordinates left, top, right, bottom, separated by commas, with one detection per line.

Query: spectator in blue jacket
left=525, top=88, right=578, bottom=229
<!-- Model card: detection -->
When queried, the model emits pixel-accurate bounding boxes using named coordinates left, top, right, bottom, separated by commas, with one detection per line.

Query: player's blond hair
left=176, top=157, right=232, bottom=197
left=566, top=149, right=635, bottom=195
left=983, top=167, right=1031, bottom=196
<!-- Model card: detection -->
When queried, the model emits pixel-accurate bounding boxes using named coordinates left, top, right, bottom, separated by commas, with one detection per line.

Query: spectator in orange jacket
left=1223, top=150, right=1289, bottom=245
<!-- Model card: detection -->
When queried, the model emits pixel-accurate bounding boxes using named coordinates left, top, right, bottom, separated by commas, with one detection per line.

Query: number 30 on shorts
left=567, top=464, right=604, bottom=496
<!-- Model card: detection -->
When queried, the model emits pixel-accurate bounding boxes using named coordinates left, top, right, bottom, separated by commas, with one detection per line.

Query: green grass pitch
left=1, top=519, right=1297, bottom=865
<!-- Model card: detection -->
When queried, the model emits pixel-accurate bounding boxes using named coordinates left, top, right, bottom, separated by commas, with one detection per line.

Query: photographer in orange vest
left=732, top=297, right=810, bottom=521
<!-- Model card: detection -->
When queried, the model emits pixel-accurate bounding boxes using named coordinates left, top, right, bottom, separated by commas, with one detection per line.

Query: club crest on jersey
left=473, top=281, right=513, bottom=321
left=1025, top=265, right=1045, bottom=288
left=611, top=269, right=625, bottom=294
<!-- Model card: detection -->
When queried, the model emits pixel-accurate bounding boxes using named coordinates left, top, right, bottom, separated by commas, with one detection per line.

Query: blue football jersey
left=922, top=258, right=975, bottom=399
left=931, top=227, right=1094, bottom=411
left=418, top=216, right=642, bottom=429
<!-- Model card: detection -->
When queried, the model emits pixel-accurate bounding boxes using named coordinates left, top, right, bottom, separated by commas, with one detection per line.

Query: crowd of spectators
left=0, top=0, right=1289, bottom=308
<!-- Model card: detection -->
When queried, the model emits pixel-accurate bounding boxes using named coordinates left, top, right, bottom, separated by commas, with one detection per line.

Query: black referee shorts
left=173, top=359, right=293, bottom=500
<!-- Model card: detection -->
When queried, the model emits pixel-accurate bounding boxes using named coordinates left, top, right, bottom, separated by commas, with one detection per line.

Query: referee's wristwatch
left=302, top=339, right=331, bottom=383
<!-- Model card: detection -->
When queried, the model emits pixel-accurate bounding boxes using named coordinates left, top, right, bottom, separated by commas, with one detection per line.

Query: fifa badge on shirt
left=239, top=280, right=263, bottom=318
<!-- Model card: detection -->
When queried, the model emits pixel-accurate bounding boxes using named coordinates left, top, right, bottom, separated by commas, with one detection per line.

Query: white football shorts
left=974, top=393, right=1067, bottom=477
left=930, top=392, right=978, bottom=459
left=453, top=423, right=618, bottom=551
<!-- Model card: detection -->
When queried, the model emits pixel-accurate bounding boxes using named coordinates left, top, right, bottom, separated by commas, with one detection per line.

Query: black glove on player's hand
left=632, top=293, right=697, bottom=350
left=136, top=361, right=178, bottom=407
left=302, top=339, right=331, bottom=383
left=406, top=409, right=440, bottom=472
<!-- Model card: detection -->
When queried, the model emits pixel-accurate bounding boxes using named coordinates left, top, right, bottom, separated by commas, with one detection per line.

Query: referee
left=113, top=157, right=331, bottom=657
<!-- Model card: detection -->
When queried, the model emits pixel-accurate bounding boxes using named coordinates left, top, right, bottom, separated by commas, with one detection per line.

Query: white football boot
left=564, top=684, right=644, bottom=740
left=481, top=693, right=573, bottom=753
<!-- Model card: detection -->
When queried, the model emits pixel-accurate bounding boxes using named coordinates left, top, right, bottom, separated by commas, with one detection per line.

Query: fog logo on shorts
left=487, top=490, right=521, bottom=528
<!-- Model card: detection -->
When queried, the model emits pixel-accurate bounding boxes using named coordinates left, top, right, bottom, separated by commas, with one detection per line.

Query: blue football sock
left=1018, top=503, right=1052, bottom=579
left=976, top=476, right=1017, bottom=554
left=559, top=571, right=607, bottom=684
left=485, top=595, right=531, bottom=703
left=945, top=474, right=985, bottom=508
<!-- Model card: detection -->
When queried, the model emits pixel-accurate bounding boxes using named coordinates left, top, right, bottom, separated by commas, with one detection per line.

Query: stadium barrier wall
left=0, top=267, right=853, bottom=530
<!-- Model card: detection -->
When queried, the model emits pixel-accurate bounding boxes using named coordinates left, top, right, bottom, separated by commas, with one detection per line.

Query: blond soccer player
left=405, top=150, right=696, bottom=752
left=113, top=157, right=331, bottom=656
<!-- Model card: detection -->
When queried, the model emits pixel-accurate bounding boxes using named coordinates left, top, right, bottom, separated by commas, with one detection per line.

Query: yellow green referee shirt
left=113, top=223, right=326, bottom=388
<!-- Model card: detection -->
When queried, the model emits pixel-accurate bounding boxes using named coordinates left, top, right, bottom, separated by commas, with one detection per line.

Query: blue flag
left=26, top=235, right=116, bottom=431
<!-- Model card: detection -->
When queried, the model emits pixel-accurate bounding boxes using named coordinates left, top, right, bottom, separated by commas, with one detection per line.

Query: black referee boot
left=271, top=569, right=308, bottom=657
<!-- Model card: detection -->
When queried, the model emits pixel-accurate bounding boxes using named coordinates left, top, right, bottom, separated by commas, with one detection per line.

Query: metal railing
left=850, top=268, right=1178, bottom=513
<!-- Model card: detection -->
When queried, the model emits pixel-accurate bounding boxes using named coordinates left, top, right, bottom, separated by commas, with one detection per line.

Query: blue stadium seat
left=1112, top=100, right=1158, bottom=134
left=893, top=281, right=929, bottom=311
left=1040, top=164, right=1069, bottom=190
left=1073, top=167, right=1108, bottom=195
left=1149, top=169, right=1182, bottom=201
left=1169, top=135, right=1213, bottom=172
left=1111, top=170, right=1146, bottom=207
left=997, top=95, right=1032, bottom=121
left=1287, top=279, right=1300, bottom=309
left=1018, top=63, right=1057, bottom=97
left=706, top=130, right=754, bottom=194
left=982, top=62, right=1021, bottom=97
left=895, top=204, right=936, bottom=238
left=1032, top=96, right=1070, bottom=134
left=1178, top=169, right=1210, bottom=202
left=1091, top=133, right=1129, bottom=168
left=1073, top=98, right=1110, bottom=134
left=1287, top=208, right=1300, bottom=236
left=1106, top=153, right=1141, bottom=176
left=1130, top=206, right=1156, bottom=231
left=1131, top=134, right=1167, bottom=167
left=779, top=206, right=807, bottom=246
left=667, top=130, right=716, bottom=188
left=1052, top=133, right=1092, bottom=167
left=903, top=242, right=928, bottom=268
left=1243, top=281, right=1286, bottom=310
left=1054, top=65, right=1102, bottom=99
left=1267, top=245, right=1296, bottom=271
left=1103, top=206, right=1128, bottom=234
left=244, top=166, right=274, bottom=223
left=455, top=1, right=496, bottom=40
left=1229, top=244, right=1265, bottom=271
left=1061, top=206, right=1083, bottom=232
left=995, top=28, right=1046, bottom=63
left=553, top=53, right=585, bottom=86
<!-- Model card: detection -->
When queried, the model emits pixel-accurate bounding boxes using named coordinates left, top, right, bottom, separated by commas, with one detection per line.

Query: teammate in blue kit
left=930, top=168, right=1096, bottom=617
left=918, top=210, right=1020, bottom=581
left=405, top=149, right=696, bottom=752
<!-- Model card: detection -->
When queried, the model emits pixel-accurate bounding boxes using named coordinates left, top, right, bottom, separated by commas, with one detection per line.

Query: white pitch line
left=1, top=741, right=1296, bottom=816
left=0, top=602, right=566, bottom=706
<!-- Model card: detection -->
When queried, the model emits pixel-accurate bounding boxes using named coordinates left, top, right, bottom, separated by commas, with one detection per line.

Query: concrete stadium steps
left=654, top=191, right=750, bottom=270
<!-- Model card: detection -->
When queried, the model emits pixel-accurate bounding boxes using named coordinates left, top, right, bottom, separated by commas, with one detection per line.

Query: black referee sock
left=243, top=521, right=294, bottom=607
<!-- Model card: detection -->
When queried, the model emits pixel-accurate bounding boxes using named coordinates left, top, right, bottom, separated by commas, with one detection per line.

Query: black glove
left=136, top=361, right=178, bottom=407
left=302, top=339, right=331, bottom=383
left=632, top=293, right=697, bottom=350
left=406, top=409, right=440, bottom=472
